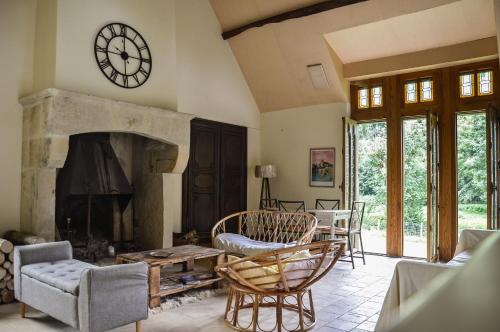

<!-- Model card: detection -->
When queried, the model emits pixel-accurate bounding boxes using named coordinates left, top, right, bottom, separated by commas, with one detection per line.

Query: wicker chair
left=212, top=211, right=318, bottom=256
left=215, top=241, right=344, bottom=332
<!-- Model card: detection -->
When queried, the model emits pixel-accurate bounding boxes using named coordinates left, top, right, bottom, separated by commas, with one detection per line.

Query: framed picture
left=310, top=148, right=335, bottom=187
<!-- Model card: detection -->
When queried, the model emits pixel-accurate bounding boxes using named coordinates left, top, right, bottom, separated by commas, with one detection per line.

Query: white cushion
left=214, top=233, right=294, bottom=256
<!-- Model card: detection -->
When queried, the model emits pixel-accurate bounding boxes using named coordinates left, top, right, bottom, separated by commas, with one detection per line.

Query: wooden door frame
left=348, top=59, right=500, bottom=260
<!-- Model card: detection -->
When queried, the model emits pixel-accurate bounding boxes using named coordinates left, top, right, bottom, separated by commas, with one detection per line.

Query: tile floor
left=0, top=255, right=400, bottom=332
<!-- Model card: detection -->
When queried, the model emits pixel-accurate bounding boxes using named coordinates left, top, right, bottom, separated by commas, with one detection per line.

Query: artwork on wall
left=310, top=148, right=335, bottom=187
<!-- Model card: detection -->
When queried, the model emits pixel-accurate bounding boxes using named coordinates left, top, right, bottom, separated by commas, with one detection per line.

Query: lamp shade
left=255, top=165, right=277, bottom=178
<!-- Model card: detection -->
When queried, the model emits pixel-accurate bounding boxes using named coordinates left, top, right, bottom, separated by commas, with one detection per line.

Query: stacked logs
left=0, top=239, right=15, bottom=304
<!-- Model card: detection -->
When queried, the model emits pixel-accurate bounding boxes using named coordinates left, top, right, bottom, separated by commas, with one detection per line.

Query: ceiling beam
left=221, top=0, right=367, bottom=40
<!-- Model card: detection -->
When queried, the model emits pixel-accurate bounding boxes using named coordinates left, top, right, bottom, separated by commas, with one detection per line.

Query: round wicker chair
left=215, top=240, right=344, bottom=332
left=211, top=211, right=318, bottom=256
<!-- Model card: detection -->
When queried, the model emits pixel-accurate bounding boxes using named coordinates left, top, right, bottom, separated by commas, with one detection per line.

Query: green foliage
left=356, top=114, right=487, bottom=238
left=457, top=114, right=487, bottom=204
left=403, top=119, right=428, bottom=236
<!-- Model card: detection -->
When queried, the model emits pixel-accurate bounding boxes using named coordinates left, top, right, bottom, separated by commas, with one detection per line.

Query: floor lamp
left=255, top=165, right=277, bottom=209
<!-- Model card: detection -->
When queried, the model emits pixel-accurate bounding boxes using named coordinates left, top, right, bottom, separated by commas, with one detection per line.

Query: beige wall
left=0, top=0, right=37, bottom=235
left=261, top=103, right=349, bottom=210
left=0, top=0, right=261, bottom=236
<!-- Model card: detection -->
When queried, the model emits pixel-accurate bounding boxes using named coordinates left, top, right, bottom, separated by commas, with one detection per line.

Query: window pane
left=459, top=73, right=474, bottom=98
left=405, top=81, right=417, bottom=104
left=477, top=71, right=493, bottom=96
left=371, top=86, right=383, bottom=107
left=358, top=88, right=369, bottom=108
left=420, top=79, right=433, bottom=102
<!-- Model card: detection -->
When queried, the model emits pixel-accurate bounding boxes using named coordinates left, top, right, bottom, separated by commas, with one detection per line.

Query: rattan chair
left=215, top=241, right=344, bottom=332
left=278, top=200, right=306, bottom=212
left=315, top=199, right=340, bottom=210
left=212, top=211, right=318, bottom=256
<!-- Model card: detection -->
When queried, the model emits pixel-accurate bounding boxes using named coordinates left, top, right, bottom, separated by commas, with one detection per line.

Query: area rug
left=149, top=288, right=227, bottom=314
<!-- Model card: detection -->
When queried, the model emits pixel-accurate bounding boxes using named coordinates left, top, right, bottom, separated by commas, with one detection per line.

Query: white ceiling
left=325, top=0, right=496, bottom=64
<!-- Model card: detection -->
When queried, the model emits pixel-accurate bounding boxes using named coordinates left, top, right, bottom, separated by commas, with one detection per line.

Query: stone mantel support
left=19, top=88, right=194, bottom=244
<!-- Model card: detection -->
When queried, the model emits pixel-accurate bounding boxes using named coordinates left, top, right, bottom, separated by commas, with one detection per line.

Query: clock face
left=94, top=23, right=152, bottom=88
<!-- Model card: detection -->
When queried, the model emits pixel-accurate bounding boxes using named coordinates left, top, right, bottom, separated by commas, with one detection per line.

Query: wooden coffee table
left=116, top=245, right=225, bottom=308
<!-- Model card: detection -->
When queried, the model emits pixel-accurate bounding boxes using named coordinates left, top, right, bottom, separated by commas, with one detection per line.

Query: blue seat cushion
left=21, top=259, right=94, bottom=295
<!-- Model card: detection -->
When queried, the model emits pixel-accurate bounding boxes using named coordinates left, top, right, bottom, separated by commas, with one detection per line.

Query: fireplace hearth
left=19, top=88, right=194, bottom=251
left=56, top=133, right=134, bottom=260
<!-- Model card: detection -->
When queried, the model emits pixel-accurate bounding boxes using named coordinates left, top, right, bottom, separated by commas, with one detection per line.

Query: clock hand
left=124, top=58, right=127, bottom=75
left=107, top=50, right=143, bottom=61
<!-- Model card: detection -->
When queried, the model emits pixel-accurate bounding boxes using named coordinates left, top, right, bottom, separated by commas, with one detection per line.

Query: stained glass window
left=420, top=79, right=433, bottom=102
left=358, top=88, right=369, bottom=109
left=477, top=71, right=493, bottom=96
left=405, top=81, right=417, bottom=104
left=371, top=86, right=383, bottom=107
left=459, top=73, right=474, bottom=98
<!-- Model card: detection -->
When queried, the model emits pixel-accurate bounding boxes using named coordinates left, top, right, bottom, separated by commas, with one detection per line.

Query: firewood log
left=8, top=251, right=13, bottom=262
left=0, top=239, right=13, bottom=254
left=6, top=279, right=14, bottom=290
left=1, top=289, right=14, bottom=304
left=3, top=261, right=10, bottom=269
left=4, top=273, right=12, bottom=281
left=8, top=264, right=13, bottom=275
left=3, top=231, right=46, bottom=245
left=0, top=268, right=6, bottom=280
left=0, top=279, right=6, bottom=289
left=0, top=254, right=4, bottom=265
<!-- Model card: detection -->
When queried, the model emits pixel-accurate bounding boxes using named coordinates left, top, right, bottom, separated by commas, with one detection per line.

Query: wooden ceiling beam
left=221, top=0, right=368, bottom=40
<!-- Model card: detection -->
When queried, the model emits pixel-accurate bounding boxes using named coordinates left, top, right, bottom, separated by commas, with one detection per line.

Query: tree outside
left=357, top=122, right=387, bottom=254
left=457, top=113, right=487, bottom=234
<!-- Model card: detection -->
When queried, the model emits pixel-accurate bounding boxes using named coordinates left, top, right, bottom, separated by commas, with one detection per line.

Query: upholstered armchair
left=14, top=241, right=148, bottom=332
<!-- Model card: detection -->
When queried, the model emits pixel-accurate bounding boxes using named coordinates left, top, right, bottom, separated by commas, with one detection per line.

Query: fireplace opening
left=56, top=133, right=134, bottom=260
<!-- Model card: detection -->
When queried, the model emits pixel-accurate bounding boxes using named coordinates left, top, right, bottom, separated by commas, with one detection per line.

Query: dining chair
left=260, top=198, right=278, bottom=210
left=278, top=200, right=306, bottom=212
left=315, top=199, right=341, bottom=210
left=335, top=201, right=366, bottom=269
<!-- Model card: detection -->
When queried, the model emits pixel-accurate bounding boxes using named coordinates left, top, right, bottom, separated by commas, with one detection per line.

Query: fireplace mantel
left=19, top=88, right=194, bottom=245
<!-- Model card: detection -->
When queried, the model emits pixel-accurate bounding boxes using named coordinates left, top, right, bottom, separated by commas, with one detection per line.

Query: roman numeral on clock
left=99, top=58, right=111, bottom=70
left=132, top=74, right=140, bottom=84
left=122, top=75, right=129, bottom=87
left=107, top=24, right=117, bottom=37
left=139, top=67, right=148, bottom=77
left=110, top=69, right=118, bottom=82
left=120, top=24, right=127, bottom=36
left=96, top=45, right=107, bottom=53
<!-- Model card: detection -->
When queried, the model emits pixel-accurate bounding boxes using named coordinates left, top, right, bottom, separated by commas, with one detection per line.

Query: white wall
left=55, top=0, right=177, bottom=110
left=261, top=103, right=349, bottom=210
left=0, top=0, right=37, bottom=235
left=0, top=0, right=261, bottom=236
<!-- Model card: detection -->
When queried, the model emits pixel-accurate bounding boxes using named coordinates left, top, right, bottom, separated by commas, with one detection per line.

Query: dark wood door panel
left=183, top=119, right=247, bottom=242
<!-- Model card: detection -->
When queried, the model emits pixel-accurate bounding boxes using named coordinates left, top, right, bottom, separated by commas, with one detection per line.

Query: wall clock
left=94, top=22, right=152, bottom=89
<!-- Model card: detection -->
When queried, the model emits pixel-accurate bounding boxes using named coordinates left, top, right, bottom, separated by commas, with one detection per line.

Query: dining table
left=306, top=209, right=352, bottom=238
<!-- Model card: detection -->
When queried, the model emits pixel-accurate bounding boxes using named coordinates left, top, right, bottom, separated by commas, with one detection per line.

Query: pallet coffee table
left=116, top=245, right=225, bottom=308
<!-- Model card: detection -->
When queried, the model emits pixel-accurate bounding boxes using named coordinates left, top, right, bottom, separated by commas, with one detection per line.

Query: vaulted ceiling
left=209, top=0, right=498, bottom=112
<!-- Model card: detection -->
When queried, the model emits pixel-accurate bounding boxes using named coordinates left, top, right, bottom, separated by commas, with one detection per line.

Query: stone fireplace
left=19, top=88, right=193, bottom=251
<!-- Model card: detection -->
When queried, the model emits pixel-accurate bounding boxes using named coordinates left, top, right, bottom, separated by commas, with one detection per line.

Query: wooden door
left=427, top=111, right=440, bottom=261
left=343, top=117, right=358, bottom=209
left=220, top=125, right=247, bottom=220
left=183, top=121, right=220, bottom=239
left=182, top=119, right=247, bottom=241
left=488, top=105, right=500, bottom=230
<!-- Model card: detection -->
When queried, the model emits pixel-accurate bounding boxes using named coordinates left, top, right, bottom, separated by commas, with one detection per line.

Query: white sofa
left=375, top=229, right=497, bottom=332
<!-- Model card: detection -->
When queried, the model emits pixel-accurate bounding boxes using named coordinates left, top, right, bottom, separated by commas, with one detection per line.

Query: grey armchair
left=14, top=241, right=148, bottom=332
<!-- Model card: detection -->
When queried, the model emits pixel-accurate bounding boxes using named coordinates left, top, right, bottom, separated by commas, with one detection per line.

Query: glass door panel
left=457, top=113, right=487, bottom=235
left=357, top=122, right=387, bottom=254
left=403, top=118, right=428, bottom=258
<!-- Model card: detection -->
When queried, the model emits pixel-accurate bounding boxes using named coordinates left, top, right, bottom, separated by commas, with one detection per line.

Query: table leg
left=214, top=253, right=225, bottom=288
left=182, top=259, right=194, bottom=272
left=149, top=266, right=161, bottom=308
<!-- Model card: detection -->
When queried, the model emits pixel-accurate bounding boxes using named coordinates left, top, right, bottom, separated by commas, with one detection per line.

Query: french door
left=488, top=105, right=500, bottom=230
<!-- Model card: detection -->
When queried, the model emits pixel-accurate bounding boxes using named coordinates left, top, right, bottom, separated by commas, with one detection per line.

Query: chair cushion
left=447, top=250, right=473, bottom=267
left=227, top=255, right=281, bottom=289
left=214, top=233, right=294, bottom=256
left=21, top=259, right=94, bottom=295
